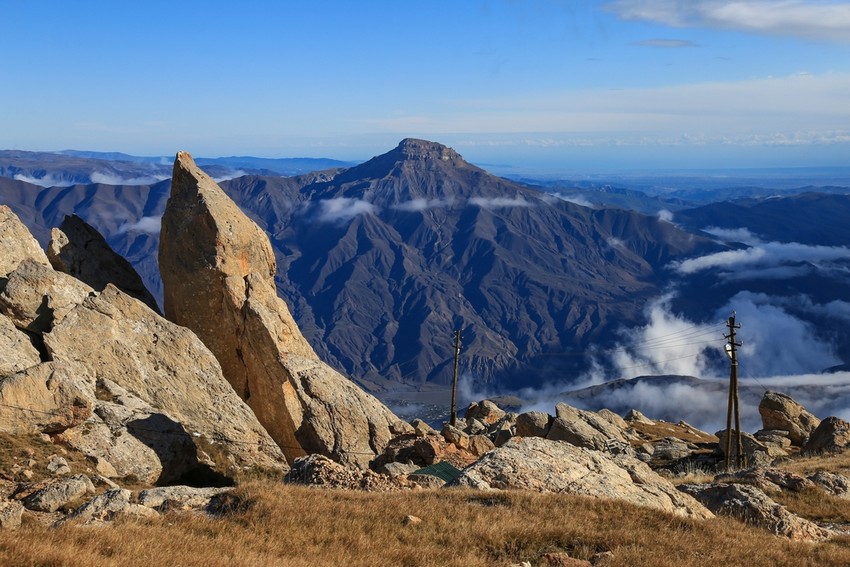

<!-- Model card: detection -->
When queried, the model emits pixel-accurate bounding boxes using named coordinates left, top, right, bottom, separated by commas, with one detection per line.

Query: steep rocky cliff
left=159, top=152, right=403, bottom=468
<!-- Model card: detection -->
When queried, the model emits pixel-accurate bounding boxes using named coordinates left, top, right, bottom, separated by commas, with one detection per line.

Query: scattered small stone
left=0, top=501, right=24, bottom=529
left=540, top=552, right=591, bottom=566
left=46, top=455, right=70, bottom=476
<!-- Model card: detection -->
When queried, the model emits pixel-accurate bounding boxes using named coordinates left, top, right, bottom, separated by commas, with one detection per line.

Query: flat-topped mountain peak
left=391, top=138, right=464, bottom=162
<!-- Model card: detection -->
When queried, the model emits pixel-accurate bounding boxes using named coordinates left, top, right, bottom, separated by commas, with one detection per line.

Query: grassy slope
left=3, top=481, right=850, bottom=567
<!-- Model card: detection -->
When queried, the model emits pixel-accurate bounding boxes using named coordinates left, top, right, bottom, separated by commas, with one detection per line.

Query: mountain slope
left=0, top=139, right=722, bottom=392
left=219, top=139, right=720, bottom=390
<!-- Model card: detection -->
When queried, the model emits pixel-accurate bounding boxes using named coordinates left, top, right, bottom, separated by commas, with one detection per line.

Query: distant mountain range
left=2, top=140, right=849, bottom=402
left=0, top=149, right=352, bottom=187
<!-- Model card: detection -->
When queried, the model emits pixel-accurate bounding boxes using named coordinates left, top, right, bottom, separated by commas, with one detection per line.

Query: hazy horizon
left=3, top=1, right=850, bottom=172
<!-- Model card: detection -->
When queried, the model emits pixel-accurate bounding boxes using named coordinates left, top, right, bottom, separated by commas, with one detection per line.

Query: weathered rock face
left=803, top=416, right=850, bottom=455
left=464, top=400, right=506, bottom=425
left=808, top=471, right=850, bottom=498
left=0, top=205, right=50, bottom=277
left=43, top=284, right=288, bottom=480
left=678, top=483, right=830, bottom=542
left=0, top=209, right=288, bottom=484
left=47, top=215, right=160, bottom=314
left=546, top=403, right=629, bottom=451
left=515, top=411, right=552, bottom=438
left=713, top=467, right=813, bottom=495
left=0, top=258, right=93, bottom=334
left=716, top=429, right=783, bottom=467
left=0, top=362, right=93, bottom=435
left=0, top=500, right=24, bottom=529
left=159, top=151, right=400, bottom=468
left=448, top=437, right=713, bottom=519
left=759, top=391, right=820, bottom=446
left=0, top=313, right=40, bottom=376
left=22, top=474, right=95, bottom=512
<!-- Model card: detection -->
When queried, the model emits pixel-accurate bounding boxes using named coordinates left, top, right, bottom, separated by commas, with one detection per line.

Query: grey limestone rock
left=679, top=482, right=830, bottom=542
left=449, top=437, right=712, bottom=519
left=759, top=391, right=820, bottom=447
left=23, top=474, right=95, bottom=512
left=0, top=205, right=50, bottom=277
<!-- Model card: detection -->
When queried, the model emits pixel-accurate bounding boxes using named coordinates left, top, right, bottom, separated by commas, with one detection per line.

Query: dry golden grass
left=3, top=481, right=850, bottom=567
left=0, top=433, right=96, bottom=484
left=773, top=486, right=850, bottom=525
left=783, top=452, right=850, bottom=478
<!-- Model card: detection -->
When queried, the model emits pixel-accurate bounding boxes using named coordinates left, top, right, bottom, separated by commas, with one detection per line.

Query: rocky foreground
left=2, top=153, right=850, bottom=551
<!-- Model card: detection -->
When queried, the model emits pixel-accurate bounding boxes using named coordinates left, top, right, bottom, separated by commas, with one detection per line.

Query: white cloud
left=633, top=38, right=698, bottom=48
left=554, top=194, right=595, bottom=208
left=702, top=227, right=761, bottom=244
left=393, top=197, right=454, bottom=212
left=673, top=240, right=850, bottom=274
left=116, top=215, right=162, bottom=234
left=724, top=291, right=842, bottom=375
left=469, top=196, right=534, bottom=209
left=316, top=198, right=377, bottom=223
left=606, top=0, right=850, bottom=43
left=657, top=209, right=674, bottom=222
left=607, top=295, right=727, bottom=378
left=90, top=171, right=169, bottom=185
left=583, top=290, right=842, bottom=381
left=212, top=170, right=248, bottom=183
left=13, top=173, right=74, bottom=187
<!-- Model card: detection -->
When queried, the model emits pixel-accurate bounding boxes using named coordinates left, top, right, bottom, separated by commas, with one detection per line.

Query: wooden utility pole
left=449, top=330, right=462, bottom=427
left=724, top=314, right=744, bottom=470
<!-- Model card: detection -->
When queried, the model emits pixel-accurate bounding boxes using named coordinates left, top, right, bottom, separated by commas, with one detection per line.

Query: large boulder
left=0, top=361, right=93, bottom=435
left=758, top=391, right=820, bottom=447
left=53, top=378, right=206, bottom=484
left=0, top=205, right=49, bottom=276
left=448, top=437, right=712, bottom=519
left=546, top=402, right=629, bottom=451
left=54, top=488, right=135, bottom=527
left=515, top=411, right=552, bottom=438
left=22, top=474, right=96, bottom=512
left=679, top=483, right=830, bottom=542
left=803, top=417, right=850, bottom=455
left=0, top=313, right=40, bottom=376
left=464, top=400, right=506, bottom=425
left=47, top=214, right=160, bottom=314
left=159, top=151, right=400, bottom=468
left=43, top=284, right=288, bottom=481
left=0, top=258, right=93, bottom=334
left=137, top=486, right=232, bottom=512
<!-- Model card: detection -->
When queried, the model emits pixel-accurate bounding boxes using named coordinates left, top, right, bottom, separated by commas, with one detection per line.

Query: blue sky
left=2, top=0, right=850, bottom=172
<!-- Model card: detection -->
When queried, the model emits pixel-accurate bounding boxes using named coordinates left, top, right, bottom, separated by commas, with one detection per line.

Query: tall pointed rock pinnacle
left=159, top=151, right=403, bottom=467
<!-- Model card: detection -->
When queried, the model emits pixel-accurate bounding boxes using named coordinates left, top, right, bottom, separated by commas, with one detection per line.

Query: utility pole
left=724, top=314, right=744, bottom=470
left=449, top=329, right=462, bottom=427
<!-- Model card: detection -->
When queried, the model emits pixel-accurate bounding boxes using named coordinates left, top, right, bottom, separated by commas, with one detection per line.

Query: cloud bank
left=469, top=196, right=534, bottom=209
left=90, top=171, right=169, bottom=186
left=393, top=197, right=454, bottom=212
left=672, top=240, right=850, bottom=275
left=116, top=215, right=162, bottom=235
left=316, top=198, right=377, bottom=223
left=607, top=0, right=850, bottom=43
left=13, top=173, right=74, bottom=188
